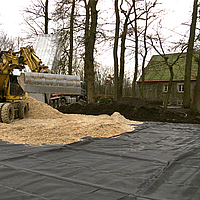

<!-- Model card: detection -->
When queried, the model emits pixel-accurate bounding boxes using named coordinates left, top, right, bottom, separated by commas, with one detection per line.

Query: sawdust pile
left=24, top=95, right=64, bottom=119
left=0, top=95, right=142, bottom=146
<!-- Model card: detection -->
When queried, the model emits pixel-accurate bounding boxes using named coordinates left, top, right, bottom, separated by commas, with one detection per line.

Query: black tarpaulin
left=0, top=122, right=200, bottom=199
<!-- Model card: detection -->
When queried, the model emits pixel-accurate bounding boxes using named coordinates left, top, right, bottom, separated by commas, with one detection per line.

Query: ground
left=0, top=95, right=141, bottom=146
left=1, top=96, right=199, bottom=146
left=58, top=97, right=200, bottom=124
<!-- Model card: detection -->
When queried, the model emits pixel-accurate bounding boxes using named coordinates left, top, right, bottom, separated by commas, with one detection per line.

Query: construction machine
left=0, top=47, right=83, bottom=123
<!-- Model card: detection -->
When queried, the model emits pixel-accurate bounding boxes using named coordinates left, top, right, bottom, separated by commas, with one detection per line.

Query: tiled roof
left=138, top=52, right=199, bottom=82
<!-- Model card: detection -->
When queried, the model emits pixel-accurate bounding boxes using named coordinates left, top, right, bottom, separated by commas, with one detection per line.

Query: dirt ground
left=1, top=96, right=200, bottom=146
left=58, top=97, right=200, bottom=124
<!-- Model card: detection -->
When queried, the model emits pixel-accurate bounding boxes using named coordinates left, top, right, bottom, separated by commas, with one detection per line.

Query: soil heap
left=58, top=97, right=200, bottom=124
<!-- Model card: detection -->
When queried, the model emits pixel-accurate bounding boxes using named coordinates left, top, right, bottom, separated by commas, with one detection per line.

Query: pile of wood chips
left=0, top=95, right=142, bottom=146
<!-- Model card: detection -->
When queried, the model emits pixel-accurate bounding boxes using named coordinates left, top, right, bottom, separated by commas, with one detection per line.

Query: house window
left=162, top=101, right=171, bottom=105
left=177, top=101, right=183, bottom=105
left=163, top=85, right=168, bottom=92
left=178, top=84, right=184, bottom=93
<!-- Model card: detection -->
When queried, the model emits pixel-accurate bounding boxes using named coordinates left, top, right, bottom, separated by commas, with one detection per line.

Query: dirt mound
left=58, top=97, right=200, bottom=124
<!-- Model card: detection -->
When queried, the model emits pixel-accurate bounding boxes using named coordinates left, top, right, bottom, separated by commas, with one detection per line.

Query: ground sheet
left=0, top=122, right=200, bottom=200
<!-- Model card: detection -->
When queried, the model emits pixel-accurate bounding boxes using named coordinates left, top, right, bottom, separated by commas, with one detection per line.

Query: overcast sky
left=0, top=0, right=29, bottom=37
left=0, top=0, right=195, bottom=38
left=0, top=0, right=196, bottom=70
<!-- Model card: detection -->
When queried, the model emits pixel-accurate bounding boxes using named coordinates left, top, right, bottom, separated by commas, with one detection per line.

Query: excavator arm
left=19, top=47, right=48, bottom=72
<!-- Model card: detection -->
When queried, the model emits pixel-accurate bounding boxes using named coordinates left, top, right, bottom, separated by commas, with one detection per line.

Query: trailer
left=23, top=72, right=86, bottom=108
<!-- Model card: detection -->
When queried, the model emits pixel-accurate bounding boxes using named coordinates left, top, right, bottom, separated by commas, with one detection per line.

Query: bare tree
left=68, top=0, right=76, bottom=75
left=192, top=52, right=200, bottom=112
left=139, top=0, right=149, bottom=99
left=45, top=0, right=49, bottom=34
left=119, top=1, right=134, bottom=100
left=183, top=0, right=198, bottom=108
left=53, top=0, right=86, bottom=75
left=22, top=0, right=50, bottom=38
left=113, top=0, right=158, bottom=100
left=84, top=0, right=98, bottom=103
left=149, top=33, right=187, bottom=109
left=138, top=0, right=157, bottom=99
left=113, top=0, right=134, bottom=100
left=0, top=31, right=15, bottom=50
left=113, top=0, right=120, bottom=101
left=131, top=0, right=138, bottom=98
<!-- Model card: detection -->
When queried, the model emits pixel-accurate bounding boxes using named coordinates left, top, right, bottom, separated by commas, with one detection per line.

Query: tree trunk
left=119, top=22, right=128, bottom=99
left=84, top=0, right=98, bottom=103
left=183, top=0, right=198, bottom=108
left=132, top=0, right=138, bottom=98
left=192, top=52, right=200, bottom=112
left=139, top=0, right=148, bottom=100
left=84, top=1, right=90, bottom=96
left=118, top=3, right=133, bottom=99
left=68, top=0, right=75, bottom=75
left=44, top=0, right=48, bottom=34
left=164, top=65, right=173, bottom=109
left=113, top=0, right=120, bottom=101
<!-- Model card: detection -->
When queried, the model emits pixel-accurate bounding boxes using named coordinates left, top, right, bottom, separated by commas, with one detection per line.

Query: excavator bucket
left=21, top=72, right=81, bottom=95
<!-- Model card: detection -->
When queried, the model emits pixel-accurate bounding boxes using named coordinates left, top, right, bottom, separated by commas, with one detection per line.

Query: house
left=137, top=52, right=199, bottom=105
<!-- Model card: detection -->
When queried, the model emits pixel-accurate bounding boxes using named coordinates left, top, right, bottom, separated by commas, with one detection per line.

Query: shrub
left=98, top=96, right=112, bottom=104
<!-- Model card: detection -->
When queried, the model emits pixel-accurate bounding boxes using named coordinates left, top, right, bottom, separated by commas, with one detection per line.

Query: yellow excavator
left=0, top=46, right=81, bottom=123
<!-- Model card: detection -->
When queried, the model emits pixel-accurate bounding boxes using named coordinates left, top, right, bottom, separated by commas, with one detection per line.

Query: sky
left=0, top=0, right=30, bottom=37
left=159, top=0, right=193, bottom=28
left=0, top=0, right=195, bottom=37
left=0, top=0, right=196, bottom=70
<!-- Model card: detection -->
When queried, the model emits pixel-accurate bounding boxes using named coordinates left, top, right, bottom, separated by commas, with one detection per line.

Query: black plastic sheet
left=0, top=122, right=200, bottom=199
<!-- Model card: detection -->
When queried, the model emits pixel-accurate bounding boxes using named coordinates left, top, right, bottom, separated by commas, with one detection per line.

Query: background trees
left=22, top=0, right=51, bottom=39
left=2, top=0, right=198, bottom=108
left=0, top=31, right=16, bottom=50
left=113, top=0, right=158, bottom=100
left=53, top=0, right=83, bottom=75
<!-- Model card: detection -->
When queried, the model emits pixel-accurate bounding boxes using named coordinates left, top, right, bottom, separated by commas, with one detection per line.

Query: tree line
left=1, top=0, right=200, bottom=112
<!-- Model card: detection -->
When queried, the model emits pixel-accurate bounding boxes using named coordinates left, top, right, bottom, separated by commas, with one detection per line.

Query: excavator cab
left=9, top=74, right=25, bottom=96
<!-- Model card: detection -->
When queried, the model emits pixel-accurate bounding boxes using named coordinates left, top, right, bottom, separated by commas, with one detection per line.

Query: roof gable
left=140, top=52, right=199, bottom=82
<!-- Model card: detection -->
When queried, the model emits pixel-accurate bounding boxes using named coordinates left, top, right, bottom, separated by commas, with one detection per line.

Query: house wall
left=138, top=80, right=196, bottom=105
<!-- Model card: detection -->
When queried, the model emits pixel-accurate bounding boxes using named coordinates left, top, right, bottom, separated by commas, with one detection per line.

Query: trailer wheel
left=19, top=102, right=28, bottom=119
left=58, top=98, right=61, bottom=107
left=1, top=103, right=14, bottom=123
left=54, top=100, right=58, bottom=108
left=59, top=98, right=66, bottom=106
left=50, top=100, right=54, bottom=107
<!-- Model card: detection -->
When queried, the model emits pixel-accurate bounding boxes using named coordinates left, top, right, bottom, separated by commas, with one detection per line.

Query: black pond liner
left=0, top=122, right=200, bottom=199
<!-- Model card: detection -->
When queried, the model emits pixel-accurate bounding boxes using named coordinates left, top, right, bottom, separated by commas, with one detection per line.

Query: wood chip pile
left=0, top=95, right=142, bottom=146
left=24, top=95, right=64, bottom=119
